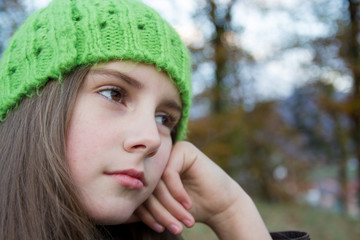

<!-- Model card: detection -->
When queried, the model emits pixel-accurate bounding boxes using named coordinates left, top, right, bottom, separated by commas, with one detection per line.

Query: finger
left=143, top=195, right=184, bottom=235
left=162, top=169, right=192, bottom=210
left=163, top=142, right=195, bottom=209
left=134, top=205, right=165, bottom=233
left=153, top=180, right=194, bottom=228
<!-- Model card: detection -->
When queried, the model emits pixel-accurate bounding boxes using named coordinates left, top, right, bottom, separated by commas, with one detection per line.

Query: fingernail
left=183, top=219, right=193, bottom=228
left=153, top=223, right=164, bottom=232
left=169, top=224, right=180, bottom=234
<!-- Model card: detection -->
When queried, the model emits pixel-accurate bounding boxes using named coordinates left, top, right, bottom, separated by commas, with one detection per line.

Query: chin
left=92, top=212, right=133, bottom=225
left=87, top=204, right=136, bottom=225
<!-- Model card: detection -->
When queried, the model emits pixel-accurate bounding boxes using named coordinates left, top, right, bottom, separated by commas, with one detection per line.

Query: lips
left=105, top=169, right=146, bottom=189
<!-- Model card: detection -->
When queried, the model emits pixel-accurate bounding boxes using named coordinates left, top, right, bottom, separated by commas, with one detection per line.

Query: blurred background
left=1, top=0, right=360, bottom=239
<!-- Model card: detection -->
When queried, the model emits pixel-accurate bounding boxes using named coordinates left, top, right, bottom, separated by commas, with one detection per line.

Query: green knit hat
left=0, top=0, right=192, bottom=141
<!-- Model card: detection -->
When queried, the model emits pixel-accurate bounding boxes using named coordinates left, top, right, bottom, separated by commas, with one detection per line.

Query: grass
left=182, top=200, right=360, bottom=240
left=182, top=223, right=217, bottom=240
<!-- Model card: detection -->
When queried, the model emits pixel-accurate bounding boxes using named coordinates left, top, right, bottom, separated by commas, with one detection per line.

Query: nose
left=123, top=112, right=161, bottom=157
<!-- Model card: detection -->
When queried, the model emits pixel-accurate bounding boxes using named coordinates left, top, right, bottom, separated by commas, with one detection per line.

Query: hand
left=136, top=141, right=271, bottom=239
left=134, top=178, right=194, bottom=235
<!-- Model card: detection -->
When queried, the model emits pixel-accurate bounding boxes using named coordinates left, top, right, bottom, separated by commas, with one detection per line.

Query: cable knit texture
left=0, top=0, right=191, bottom=141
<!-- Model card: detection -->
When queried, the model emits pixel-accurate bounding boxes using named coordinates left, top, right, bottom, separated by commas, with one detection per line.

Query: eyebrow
left=90, top=68, right=143, bottom=89
left=91, top=67, right=183, bottom=113
left=162, top=100, right=182, bottom=114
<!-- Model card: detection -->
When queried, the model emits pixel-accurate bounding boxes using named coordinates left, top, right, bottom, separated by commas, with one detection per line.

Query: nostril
left=133, top=144, right=146, bottom=149
left=130, top=143, right=159, bottom=157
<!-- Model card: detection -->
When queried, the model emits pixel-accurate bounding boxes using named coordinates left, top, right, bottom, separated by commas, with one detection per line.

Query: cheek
left=65, top=124, right=89, bottom=183
left=65, top=113, right=105, bottom=182
left=148, top=140, right=172, bottom=179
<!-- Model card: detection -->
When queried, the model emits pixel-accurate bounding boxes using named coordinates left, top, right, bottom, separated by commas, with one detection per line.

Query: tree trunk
left=347, top=0, right=360, bottom=211
left=208, top=0, right=233, bottom=114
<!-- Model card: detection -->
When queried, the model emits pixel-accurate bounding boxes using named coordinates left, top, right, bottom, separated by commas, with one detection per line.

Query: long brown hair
left=0, top=67, right=180, bottom=239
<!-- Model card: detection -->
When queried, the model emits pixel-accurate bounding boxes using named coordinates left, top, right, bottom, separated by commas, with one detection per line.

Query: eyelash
left=98, top=86, right=128, bottom=105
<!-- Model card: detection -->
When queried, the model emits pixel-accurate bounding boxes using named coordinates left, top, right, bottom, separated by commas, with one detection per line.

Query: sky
left=143, top=0, right=352, bottom=100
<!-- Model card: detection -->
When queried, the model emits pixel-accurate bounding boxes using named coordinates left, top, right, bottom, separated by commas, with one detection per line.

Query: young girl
left=0, top=0, right=309, bottom=239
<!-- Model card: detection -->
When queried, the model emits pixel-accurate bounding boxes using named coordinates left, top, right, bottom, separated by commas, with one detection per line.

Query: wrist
left=206, top=184, right=271, bottom=240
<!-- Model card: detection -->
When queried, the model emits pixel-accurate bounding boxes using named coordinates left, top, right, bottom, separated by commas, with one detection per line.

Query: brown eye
left=99, top=88, right=126, bottom=103
left=155, top=113, right=177, bottom=130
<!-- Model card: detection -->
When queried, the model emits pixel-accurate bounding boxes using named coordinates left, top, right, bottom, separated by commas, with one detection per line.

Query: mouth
left=105, top=169, right=146, bottom=190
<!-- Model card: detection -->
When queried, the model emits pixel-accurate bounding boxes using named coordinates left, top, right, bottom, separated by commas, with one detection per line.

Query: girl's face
left=65, top=61, right=181, bottom=224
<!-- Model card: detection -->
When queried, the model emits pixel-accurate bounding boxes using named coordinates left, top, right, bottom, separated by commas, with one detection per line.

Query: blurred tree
left=317, top=82, right=351, bottom=213
left=281, top=80, right=352, bottom=212
left=190, top=0, right=254, bottom=115
left=208, top=0, right=234, bottom=113
left=287, top=0, right=360, bottom=215
left=340, top=0, right=360, bottom=210
left=188, top=0, right=360, bottom=209
left=241, top=101, right=309, bottom=201
left=188, top=0, right=320, bottom=201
